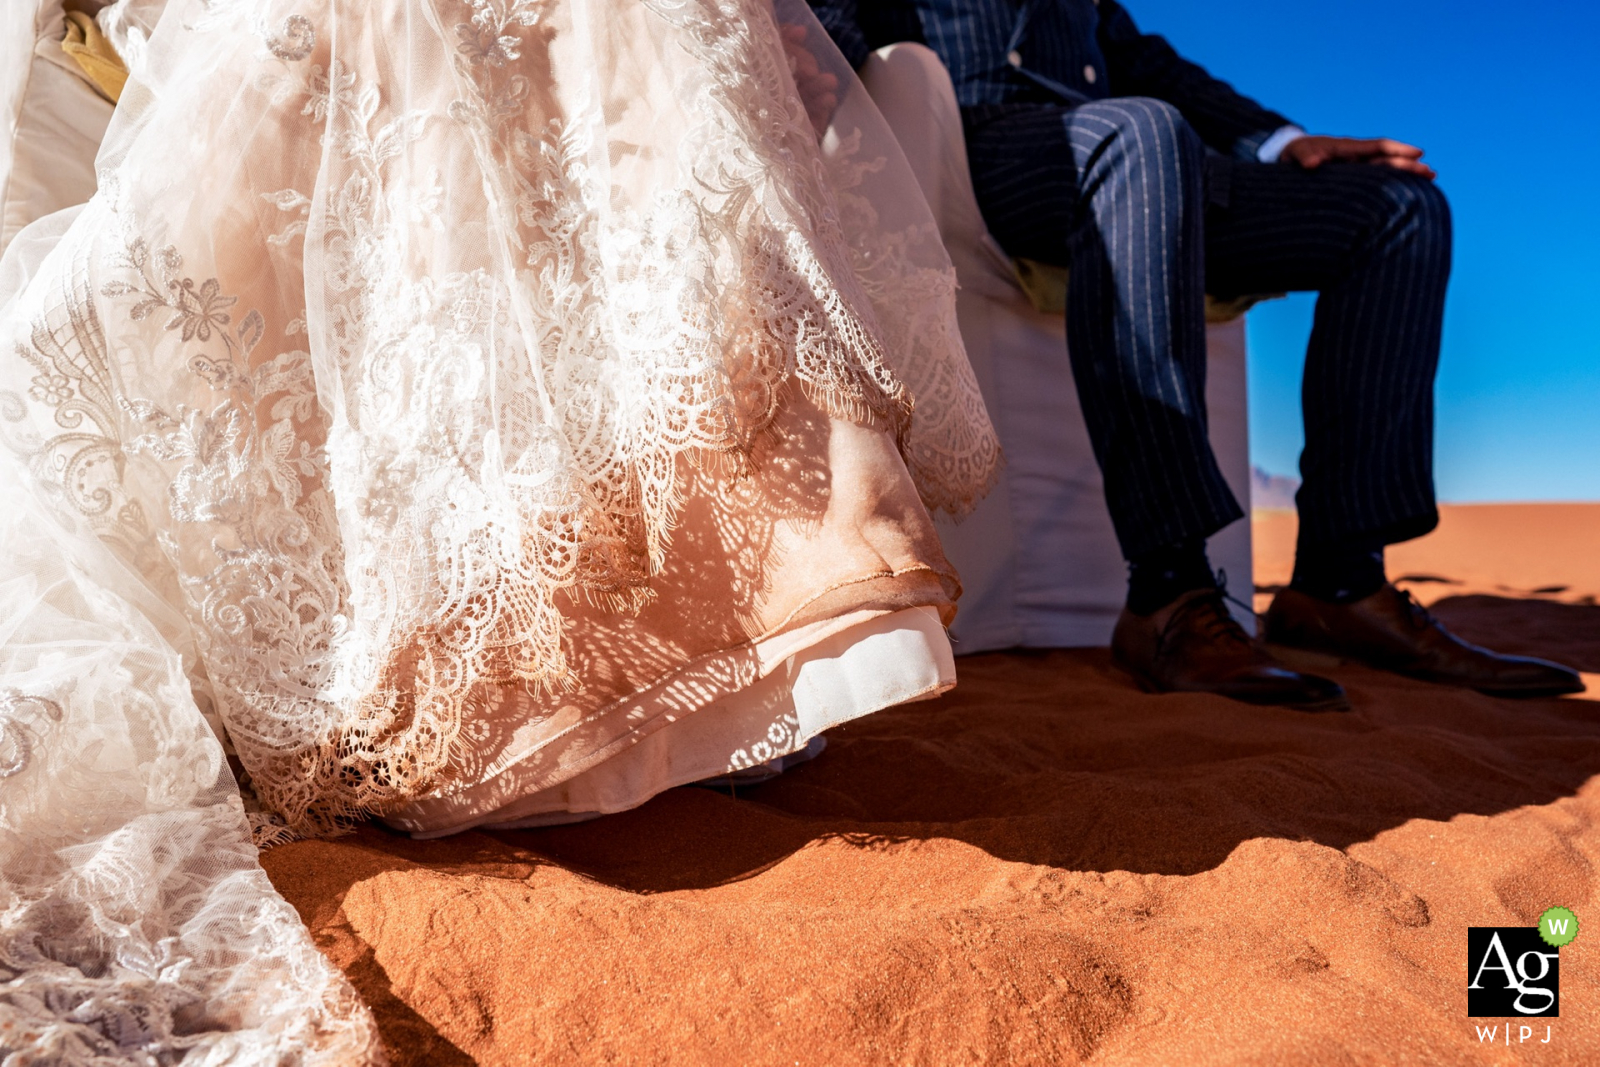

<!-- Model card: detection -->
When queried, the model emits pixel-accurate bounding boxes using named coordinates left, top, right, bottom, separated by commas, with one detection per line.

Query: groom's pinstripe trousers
left=963, top=98, right=1453, bottom=561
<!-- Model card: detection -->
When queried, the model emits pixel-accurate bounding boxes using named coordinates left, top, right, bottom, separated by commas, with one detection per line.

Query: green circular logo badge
left=1539, top=906, right=1579, bottom=948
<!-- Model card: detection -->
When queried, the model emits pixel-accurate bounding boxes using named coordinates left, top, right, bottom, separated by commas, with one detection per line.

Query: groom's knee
left=1371, top=169, right=1452, bottom=267
left=1071, top=97, right=1204, bottom=179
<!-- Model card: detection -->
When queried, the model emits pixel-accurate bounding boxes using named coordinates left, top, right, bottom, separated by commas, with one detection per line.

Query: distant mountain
left=1251, top=467, right=1300, bottom=511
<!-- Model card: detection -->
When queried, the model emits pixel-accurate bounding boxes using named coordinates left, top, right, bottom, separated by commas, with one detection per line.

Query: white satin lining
left=392, top=606, right=953, bottom=837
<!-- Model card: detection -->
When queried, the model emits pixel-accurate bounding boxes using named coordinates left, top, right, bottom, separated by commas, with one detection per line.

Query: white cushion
left=0, top=1, right=116, bottom=255
left=861, top=43, right=1255, bottom=649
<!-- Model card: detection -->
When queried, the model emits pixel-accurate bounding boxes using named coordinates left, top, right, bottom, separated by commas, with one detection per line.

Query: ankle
left=1290, top=540, right=1387, bottom=604
left=1126, top=539, right=1217, bottom=616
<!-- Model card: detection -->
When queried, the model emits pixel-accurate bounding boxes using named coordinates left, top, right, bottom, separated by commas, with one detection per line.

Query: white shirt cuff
left=1257, top=125, right=1307, bottom=164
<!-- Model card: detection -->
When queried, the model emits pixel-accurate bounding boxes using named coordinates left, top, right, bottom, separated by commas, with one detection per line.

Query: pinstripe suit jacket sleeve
left=1095, top=0, right=1293, bottom=160
left=808, top=0, right=1296, bottom=162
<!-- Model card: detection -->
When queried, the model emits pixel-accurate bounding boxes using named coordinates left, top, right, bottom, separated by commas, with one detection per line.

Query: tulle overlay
left=0, top=451, right=383, bottom=1062
left=2, top=0, right=997, bottom=1055
left=1, top=0, right=997, bottom=838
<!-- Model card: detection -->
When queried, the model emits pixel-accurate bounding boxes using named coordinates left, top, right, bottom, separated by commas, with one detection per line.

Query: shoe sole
left=1471, top=682, right=1589, bottom=699
left=1269, top=632, right=1587, bottom=701
left=1114, top=658, right=1351, bottom=713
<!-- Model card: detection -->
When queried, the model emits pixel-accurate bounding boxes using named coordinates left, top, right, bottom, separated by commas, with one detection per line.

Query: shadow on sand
left=328, top=595, right=1600, bottom=891
left=260, top=595, right=1600, bottom=1061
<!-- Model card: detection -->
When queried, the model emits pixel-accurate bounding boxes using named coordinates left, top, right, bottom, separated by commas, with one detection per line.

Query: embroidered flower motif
left=456, top=0, right=543, bottom=67
left=303, top=61, right=355, bottom=122
left=28, top=371, right=73, bottom=406
left=455, top=23, right=523, bottom=66
left=166, top=277, right=237, bottom=342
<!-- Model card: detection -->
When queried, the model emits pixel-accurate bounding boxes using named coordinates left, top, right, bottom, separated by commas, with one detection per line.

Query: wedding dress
left=0, top=0, right=998, bottom=1059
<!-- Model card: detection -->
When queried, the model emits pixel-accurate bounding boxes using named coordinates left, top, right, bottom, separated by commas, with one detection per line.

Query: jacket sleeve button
left=1007, top=50, right=1023, bottom=68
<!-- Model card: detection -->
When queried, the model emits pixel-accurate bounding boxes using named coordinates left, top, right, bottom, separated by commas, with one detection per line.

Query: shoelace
left=1215, top=568, right=1260, bottom=623
left=1396, top=585, right=1438, bottom=631
left=1158, top=586, right=1254, bottom=658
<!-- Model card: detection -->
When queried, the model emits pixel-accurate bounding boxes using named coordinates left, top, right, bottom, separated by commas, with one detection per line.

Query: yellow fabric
left=1012, top=255, right=1282, bottom=323
left=61, top=11, right=126, bottom=104
left=1011, top=257, right=1072, bottom=315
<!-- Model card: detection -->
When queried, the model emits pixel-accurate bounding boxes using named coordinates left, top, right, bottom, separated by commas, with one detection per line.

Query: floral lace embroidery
left=2, top=0, right=997, bottom=838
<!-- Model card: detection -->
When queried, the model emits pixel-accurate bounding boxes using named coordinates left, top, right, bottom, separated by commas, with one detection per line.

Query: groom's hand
left=780, top=24, right=840, bottom=138
left=1281, top=136, right=1436, bottom=180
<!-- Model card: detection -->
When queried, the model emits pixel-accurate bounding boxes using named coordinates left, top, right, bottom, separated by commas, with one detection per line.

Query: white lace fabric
left=0, top=452, right=382, bottom=1064
left=1, top=0, right=998, bottom=1057
left=1, top=0, right=997, bottom=838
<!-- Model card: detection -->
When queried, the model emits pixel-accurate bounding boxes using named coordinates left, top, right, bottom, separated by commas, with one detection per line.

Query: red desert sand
left=265, top=504, right=1600, bottom=1065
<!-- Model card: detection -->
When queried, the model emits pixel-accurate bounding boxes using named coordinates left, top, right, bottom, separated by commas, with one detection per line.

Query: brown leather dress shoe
left=1112, top=588, right=1349, bottom=710
left=1264, top=584, right=1585, bottom=698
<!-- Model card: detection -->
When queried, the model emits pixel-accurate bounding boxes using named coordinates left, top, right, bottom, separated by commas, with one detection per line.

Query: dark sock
left=1290, top=540, right=1387, bottom=603
left=1126, top=539, right=1217, bottom=616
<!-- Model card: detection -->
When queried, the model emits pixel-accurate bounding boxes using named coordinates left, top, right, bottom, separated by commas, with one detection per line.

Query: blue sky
left=1133, top=0, right=1600, bottom=501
